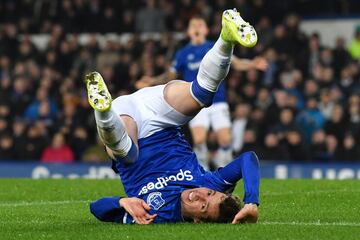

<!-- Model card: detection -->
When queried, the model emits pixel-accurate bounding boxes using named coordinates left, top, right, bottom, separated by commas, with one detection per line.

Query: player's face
left=187, top=18, right=209, bottom=45
left=181, top=187, right=226, bottom=222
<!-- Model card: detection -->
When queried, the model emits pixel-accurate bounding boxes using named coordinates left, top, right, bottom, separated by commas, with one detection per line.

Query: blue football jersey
left=113, top=128, right=233, bottom=223
left=171, top=41, right=226, bottom=103
left=90, top=129, right=260, bottom=224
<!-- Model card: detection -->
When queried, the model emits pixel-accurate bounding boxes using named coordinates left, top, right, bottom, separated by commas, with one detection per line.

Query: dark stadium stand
left=0, top=0, right=360, bottom=166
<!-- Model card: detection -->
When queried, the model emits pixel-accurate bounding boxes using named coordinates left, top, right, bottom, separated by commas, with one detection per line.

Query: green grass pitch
left=0, top=179, right=359, bottom=240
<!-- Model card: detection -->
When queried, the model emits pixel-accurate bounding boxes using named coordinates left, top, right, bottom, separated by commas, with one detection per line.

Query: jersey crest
left=147, top=192, right=166, bottom=210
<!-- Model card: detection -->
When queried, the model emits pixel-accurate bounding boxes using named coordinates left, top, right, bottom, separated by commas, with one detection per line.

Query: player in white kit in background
left=137, top=15, right=267, bottom=170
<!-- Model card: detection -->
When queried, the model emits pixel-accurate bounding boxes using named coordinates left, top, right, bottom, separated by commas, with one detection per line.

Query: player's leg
left=85, top=72, right=138, bottom=164
left=210, top=102, right=233, bottom=167
left=165, top=9, right=257, bottom=115
left=189, top=109, right=211, bottom=170
left=214, top=128, right=232, bottom=167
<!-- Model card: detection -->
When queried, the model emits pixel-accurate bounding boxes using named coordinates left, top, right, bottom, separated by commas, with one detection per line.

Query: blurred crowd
left=0, top=0, right=360, bottom=163
left=1, top=0, right=360, bottom=34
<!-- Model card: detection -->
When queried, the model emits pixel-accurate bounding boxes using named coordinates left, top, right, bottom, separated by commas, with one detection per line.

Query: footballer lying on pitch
left=88, top=9, right=260, bottom=224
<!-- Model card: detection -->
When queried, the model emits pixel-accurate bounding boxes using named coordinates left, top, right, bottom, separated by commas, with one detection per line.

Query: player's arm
left=136, top=70, right=178, bottom=89
left=231, top=56, right=268, bottom=71
left=90, top=196, right=156, bottom=224
left=217, top=151, right=260, bottom=223
left=90, top=197, right=125, bottom=223
left=218, top=151, right=260, bottom=205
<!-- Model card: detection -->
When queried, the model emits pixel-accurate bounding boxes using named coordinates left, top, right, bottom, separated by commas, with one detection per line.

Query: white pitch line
left=1, top=219, right=359, bottom=227
left=263, top=189, right=360, bottom=196
left=0, top=200, right=91, bottom=207
left=260, top=221, right=360, bottom=227
left=1, top=201, right=359, bottom=228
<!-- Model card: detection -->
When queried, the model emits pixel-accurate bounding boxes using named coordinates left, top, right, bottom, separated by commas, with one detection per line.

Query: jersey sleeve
left=204, top=151, right=260, bottom=205
left=170, top=49, right=185, bottom=74
left=90, top=196, right=134, bottom=224
left=202, top=171, right=235, bottom=193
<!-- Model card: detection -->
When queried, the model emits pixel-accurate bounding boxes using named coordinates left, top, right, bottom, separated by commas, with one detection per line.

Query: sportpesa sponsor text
left=138, top=169, right=193, bottom=195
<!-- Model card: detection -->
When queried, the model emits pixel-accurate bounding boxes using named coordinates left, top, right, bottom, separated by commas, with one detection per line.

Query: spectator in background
left=285, top=129, right=309, bottom=161
left=318, top=89, right=335, bottom=120
left=239, top=128, right=262, bottom=155
left=256, top=16, right=273, bottom=48
left=265, top=90, right=287, bottom=126
left=310, top=129, right=328, bottom=161
left=69, top=126, right=89, bottom=160
left=0, top=101, right=10, bottom=120
left=336, top=133, right=360, bottom=161
left=12, top=119, right=27, bottom=160
left=269, top=24, right=291, bottom=60
left=11, top=77, right=31, bottom=117
left=317, top=66, right=335, bottom=89
left=319, top=47, right=333, bottom=68
left=325, top=135, right=339, bottom=161
left=284, top=13, right=305, bottom=56
left=348, top=26, right=360, bottom=59
left=241, top=83, right=256, bottom=103
left=0, top=78, right=12, bottom=106
left=303, top=79, right=319, bottom=99
left=17, top=124, right=48, bottom=160
left=324, top=104, right=346, bottom=142
left=303, top=33, right=322, bottom=78
left=255, top=88, right=272, bottom=109
left=227, top=73, right=242, bottom=109
left=296, top=97, right=325, bottom=142
left=338, top=66, right=357, bottom=97
left=121, top=10, right=135, bottom=32
left=348, top=94, right=360, bottom=140
left=135, top=0, right=166, bottom=33
left=248, top=107, right=267, bottom=145
left=24, top=87, right=58, bottom=123
left=41, top=132, right=74, bottom=163
left=261, top=132, right=288, bottom=160
left=273, top=108, right=299, bottom=139
left=232, top=103, right=251, bottom=154
left=96, top=41, right=120, bottom=71
left=0, top=118, right=9, bottom=136
left=56, top=103, right=82, bottom=135
left=82, top=137, right=108, bottom=163
left=0, top=24, right=19, bottom=59
left=333, top=37, right=351, bottom=78
left=58, top=41, right=75, bottom=75
left=101, top=7, right=120, bottom=33
left=0, top=1, right=359, bottom=162
left=0, top=134, right=14, bottom=160
left=17, top=39, right=37, bottom=62
left=261, top=48, right=278, bottom=88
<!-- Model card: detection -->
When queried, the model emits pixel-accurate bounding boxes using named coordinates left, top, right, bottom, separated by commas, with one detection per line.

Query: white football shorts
left=111, top=84, right=192, bottom=139
left=189, top=102, right=231, bottom=131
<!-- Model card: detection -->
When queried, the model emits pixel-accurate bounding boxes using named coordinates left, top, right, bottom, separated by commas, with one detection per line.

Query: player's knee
left=164, top=81, right=201, bottom=116
left=191, top=128, right=207, bottom=145
left=193, top=136, right=206, bottom=146
left=217, top=130, right=231, bottom=146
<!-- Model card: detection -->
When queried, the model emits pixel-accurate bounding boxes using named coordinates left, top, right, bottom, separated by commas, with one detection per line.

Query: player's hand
left=135, top=76, right=155, bottom=89
left=252, top=57, right=268, bottom=71
left=120, top=197, right=157, bottom=224
left=231, top=203, right=258, bottom=224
